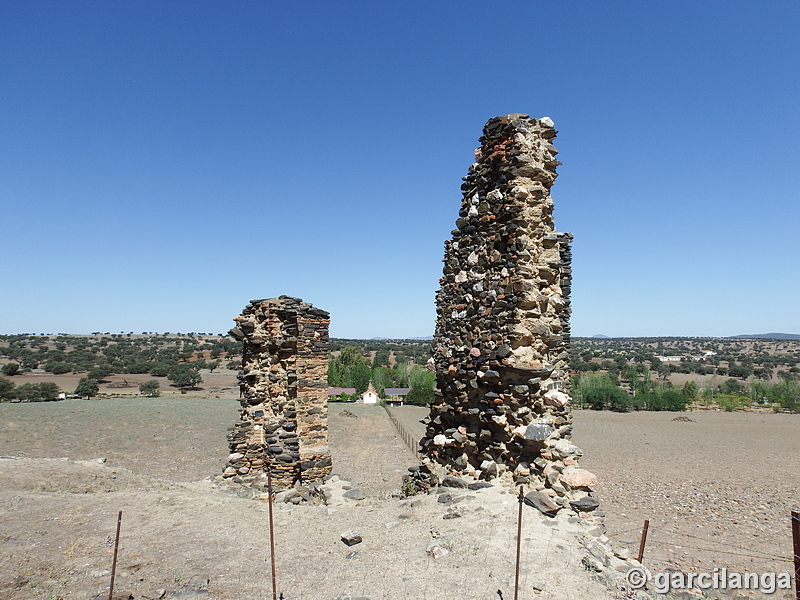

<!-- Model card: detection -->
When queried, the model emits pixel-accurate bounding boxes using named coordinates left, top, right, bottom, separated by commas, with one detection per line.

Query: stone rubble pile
left=420, top=114, right=597, bottom=512
left=224, top=296, right=331, bottom=487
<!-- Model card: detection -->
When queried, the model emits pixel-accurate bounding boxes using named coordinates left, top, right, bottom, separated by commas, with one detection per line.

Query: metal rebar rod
left=268, top=467, right=278, bottom=600
left=791, top=511, right=800, bottom=600
left=637, top=519, right=650, bottom=563
left=108, top=510, right=122, bottom=600
left=514, top=486, right=524, bottom=600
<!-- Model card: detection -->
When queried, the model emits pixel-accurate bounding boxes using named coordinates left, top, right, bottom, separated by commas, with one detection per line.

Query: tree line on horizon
left=569, top=336, right=800, bottom=412
left=2, top=334, right=798, bottom=412
left=0, top=333, right=241, bottom=401
left=572, top=370, right=799, bottom=412
left=327, top=345, right=435, bottom=405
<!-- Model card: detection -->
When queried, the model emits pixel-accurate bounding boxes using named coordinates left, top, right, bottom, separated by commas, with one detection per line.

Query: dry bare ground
left=0, top=399, right=622, bottom=600
left=572, top=409, right=800, bottom=578
left=394, top=406, right=800, bottom=592
left=2, top=398, right=798, bottom=600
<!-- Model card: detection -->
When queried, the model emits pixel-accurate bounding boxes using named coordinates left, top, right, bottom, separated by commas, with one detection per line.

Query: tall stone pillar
left=421, top=115, right=592, bottom=504
left=224, top=296, right=332, bottom=486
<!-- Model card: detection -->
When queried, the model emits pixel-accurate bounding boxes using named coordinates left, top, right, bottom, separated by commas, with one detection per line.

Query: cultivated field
left=573, top=409, right=800, bottom=577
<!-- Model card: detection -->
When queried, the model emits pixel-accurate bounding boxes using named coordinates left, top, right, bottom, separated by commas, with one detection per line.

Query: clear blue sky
left=2, top=1, right=798, bottom=338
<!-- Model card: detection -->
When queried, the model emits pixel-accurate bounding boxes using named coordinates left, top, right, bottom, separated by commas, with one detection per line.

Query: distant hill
left=592, top=334, right=609, bottom=338
left=729, top=333, right=800, bottom=340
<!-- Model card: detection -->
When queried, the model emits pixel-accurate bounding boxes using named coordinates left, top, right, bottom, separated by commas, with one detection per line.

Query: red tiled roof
left=328, top=388, right=356, bottom=395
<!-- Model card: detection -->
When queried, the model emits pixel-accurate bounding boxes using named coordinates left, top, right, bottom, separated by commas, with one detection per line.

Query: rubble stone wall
left=224, top=296, right=331, bottom=486
left=421, top=114, right=594, bottom=507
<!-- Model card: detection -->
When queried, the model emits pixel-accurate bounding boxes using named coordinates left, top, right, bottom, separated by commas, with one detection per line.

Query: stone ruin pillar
left=421, top=114, right=595, bottom=507
left=224, top=296, right=332, bottom=487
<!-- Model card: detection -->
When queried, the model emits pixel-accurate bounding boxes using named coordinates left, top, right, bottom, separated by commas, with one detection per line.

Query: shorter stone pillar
left=224, top=296, right=331, bottom=486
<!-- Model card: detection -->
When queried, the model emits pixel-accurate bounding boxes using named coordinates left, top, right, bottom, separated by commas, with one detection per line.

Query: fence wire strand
left=384, top=405, right=421, bottom=458
left=650, top=529, right=794, bottom=562
left=624, top=517, right=799, bottom=570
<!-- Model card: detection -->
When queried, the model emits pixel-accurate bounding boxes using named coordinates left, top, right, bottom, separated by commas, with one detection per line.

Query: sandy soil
left=2, top=396, right=797, bottom=600
left=0, top=400, right=622, bottom=600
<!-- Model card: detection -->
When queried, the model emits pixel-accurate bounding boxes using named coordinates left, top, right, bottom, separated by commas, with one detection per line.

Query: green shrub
left=0, top=377, right=16, bottom=400
left=74, top=378, right=100, bottom=399
left=716, top=393, right=748, bottom=412
left=139, top=380, right=161, bottom=397
left=640, top=388, right=690, bottom=411
left=2, top=363, right=20, bottom=376
left=576, top=373, right=633, bottom=411
left=14, top=383, right=42, bottom=401
left=406, top=367, right=435, bottom=406
left=38, top=382, right=60, bottom=400
left=721, top=378, right=744, bottom=395
left=125, top=361, right=153, bottom=374
left=14, top=382, right=61, bottom=402
left=584, top=385, right=632, bottom=411
left=44, top=361, right=72, bottom=375
left=750, top=380, right=799, bottom=411
left=167, top=364, right=202, bottom=388
left=329, top=393, right=357, bottom=403
left=87, top=366, right=113, bottom=381
left=149, top=362, right=172, bottom=377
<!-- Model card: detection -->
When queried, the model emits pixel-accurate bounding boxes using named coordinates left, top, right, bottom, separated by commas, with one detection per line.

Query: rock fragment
left=523, top=490, right=561, bottom=516
left=340, top=530, right=362, bottom=546
left=569, top=496, right=601, bottom=512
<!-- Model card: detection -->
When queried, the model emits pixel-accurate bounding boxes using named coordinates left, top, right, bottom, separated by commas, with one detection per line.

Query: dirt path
left=328, top=403, right=418, bottom=496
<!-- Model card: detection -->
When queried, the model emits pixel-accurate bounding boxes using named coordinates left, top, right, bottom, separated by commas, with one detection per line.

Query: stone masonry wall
left=421, top=114, right=596, bottom=509
left=224, top=296, right=331, bottom=487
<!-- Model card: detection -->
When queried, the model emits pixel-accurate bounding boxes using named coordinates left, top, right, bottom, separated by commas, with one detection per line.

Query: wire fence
left=384, top=404, right=422, bottom=459
left=610, top=515, right=799, bottom=575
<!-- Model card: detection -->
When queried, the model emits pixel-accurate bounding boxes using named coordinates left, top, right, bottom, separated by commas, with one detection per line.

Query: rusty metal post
left=267, top=466, right=278, bottom=600
left=514, top=486, right=524, bottom=600
left=108, top=510, right=122, bottom=600
left=637, top=519, right=650, bottom=563
left=791, top=511, right=800, bottom=600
